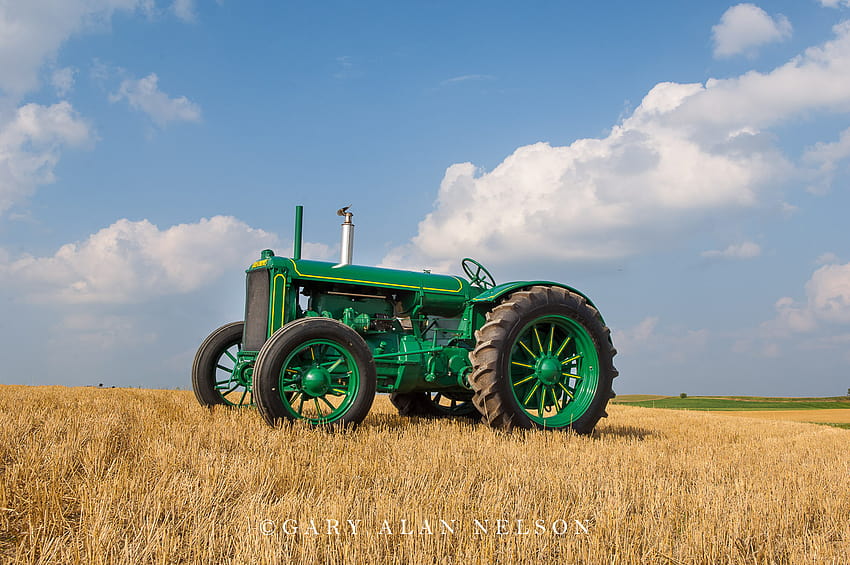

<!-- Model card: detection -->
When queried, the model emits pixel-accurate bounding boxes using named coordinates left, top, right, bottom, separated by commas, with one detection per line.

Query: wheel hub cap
left=301, top=367, right=331, bottom=397
left=535, top=356, right=561, bottom=385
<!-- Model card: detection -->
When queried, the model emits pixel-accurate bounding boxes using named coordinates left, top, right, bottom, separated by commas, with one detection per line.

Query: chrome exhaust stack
left=337, top=206, right=354, bottom=266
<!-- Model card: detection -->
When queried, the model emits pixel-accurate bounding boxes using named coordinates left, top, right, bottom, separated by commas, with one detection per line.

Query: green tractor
left=192, top=206, right=617, bottom=433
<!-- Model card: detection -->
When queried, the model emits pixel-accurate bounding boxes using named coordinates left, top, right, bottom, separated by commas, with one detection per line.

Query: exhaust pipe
left=337, top=206, right=354, bottom=266
left=293, top=205, right=303, bottom=260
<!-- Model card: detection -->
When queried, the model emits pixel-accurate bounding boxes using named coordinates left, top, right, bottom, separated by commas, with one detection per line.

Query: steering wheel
left=461, top=258, right=496, bottom=289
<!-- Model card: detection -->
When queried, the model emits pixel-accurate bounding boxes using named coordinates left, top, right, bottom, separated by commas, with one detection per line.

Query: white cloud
left=804, top=126, right=850, bottom=193
left=712, top=4, right=792, bottom=58
left=1, top=216, right=277, bottom=304
left=384, top=22, right=850, bottom=271
left=614, top=316, right=658, bottom=354
left=614, top=316, right=708, bottom=362
left=440, top=74, right=496, bottom=86
left=110, top=73, right=201, bottom=127
left=172, top=0, right=196, bottom=22
left=51, top=67, right=77, bottom=97
left=701, top=241, right=761, bottom=259
left=0, top=101, right=92, bottom=214
left=763, top=261, right=850, bottom=336
left=819, top=0, right=850, bottom=7
left=0, top=0, right=144, bottom=98
left=816, top=252, right=840, bottom=265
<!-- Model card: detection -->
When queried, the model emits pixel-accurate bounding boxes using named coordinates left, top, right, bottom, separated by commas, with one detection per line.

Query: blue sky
left=2, top=1, right=850, bottom=396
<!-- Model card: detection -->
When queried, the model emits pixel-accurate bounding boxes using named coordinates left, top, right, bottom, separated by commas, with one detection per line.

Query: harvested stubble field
left=1, top=385, right=848, bottom=564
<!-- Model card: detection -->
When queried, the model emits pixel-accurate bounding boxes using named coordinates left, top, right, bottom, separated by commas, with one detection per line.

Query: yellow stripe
left=287, top=259, right=464, bottom=293
left=271, top=274, right=286, bottom=331
left=251, top=259, right=268, bottom=269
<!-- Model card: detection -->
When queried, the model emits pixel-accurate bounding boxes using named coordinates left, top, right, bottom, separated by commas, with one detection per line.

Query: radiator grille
left=243, top=270, right=270, bottom=351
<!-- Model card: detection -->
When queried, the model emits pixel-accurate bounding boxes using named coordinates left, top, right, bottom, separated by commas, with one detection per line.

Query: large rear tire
left=469, top=285, right=617, bottom=433
left=253, top=318, right=376, bottom=428
left=191, top=321, right=253, bottom=407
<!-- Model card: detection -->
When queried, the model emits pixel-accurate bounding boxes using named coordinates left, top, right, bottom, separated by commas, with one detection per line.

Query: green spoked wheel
left=253, top=318, right=376, bottom=428
left=390, top=390, right=480, bottom=419
left=469, top=285, right=617, bottom=433
left=191, top=321, right=254, bottom=407
left=508, top=316, right=597, bottom=426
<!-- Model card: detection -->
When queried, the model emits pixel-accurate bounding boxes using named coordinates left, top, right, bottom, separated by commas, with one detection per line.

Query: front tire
left=253, top=318, right=377, bottom=428
left=191, top=321, right=253, bottom=407
left=469, top=286, right=617, bottom=433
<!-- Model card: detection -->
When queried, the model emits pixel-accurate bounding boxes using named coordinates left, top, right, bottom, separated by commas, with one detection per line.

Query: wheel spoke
left=550, top=387, right=562, bottom=411
left=320, top=396, right=336, bottom=411
left=518, top=340, right=536, bottom=359
left=523, top=383, right=540, bottom=405
left=224, top=349, right=238, bottom=363
left=313, top=397, right=322, bottom=416
left=558, top=382, right=574, bottom=399
left=322, top=357, right=346, bottom=371
left=216, top=363, right=233, bottom=373
left=511, top=361, right=533, bottom=369
left=548, top=324, right=555, bottom=354
left=561, top=354, right=582, bottom=365
left=555, top=336, right=571, bottom=356
left=513, top=374, right=536, bottom=387
left=533, top=327, right=544, bottom=353
left=239, top=388, right=248, bottom=405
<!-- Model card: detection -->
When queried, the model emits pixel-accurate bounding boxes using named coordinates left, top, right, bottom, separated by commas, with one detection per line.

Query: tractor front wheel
left=253, top=318, right=377, bottom=428
left=191, top=321, right=253, bottom=407
left=468, top=286, right=617, bottom=433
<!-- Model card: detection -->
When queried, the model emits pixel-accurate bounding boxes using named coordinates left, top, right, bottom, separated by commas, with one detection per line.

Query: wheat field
left=1, top=385, right=848, bottom=564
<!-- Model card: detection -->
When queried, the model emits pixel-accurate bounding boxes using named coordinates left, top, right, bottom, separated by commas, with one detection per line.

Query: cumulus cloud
left=0, top=102, right=92, bottom=214
left=110, top=73, right=201, bottom=127
left=819, top=0, right=850, bottom=7
left=384, top=22, right=850, bottom=271
left=0, top=0, right=145, bottom=98
left=804, top=126, right=850, bottom=193
left=701, top=241, right=761, bottom=259
left=762, top=261, right=850, bottom=336
left=51, top=67, right=77, bottom=97
left=712, top=4, right=792, bottom=58
left=0, top=216, right=277, bottom=303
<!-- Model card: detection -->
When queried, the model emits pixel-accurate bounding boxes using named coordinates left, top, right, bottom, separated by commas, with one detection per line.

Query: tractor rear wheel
left=191, top=321, right=253, bottom=407
left=468, top=285, right=617, bottom=433
left=389, top=391, right=479, bottom=419
left=253, top=318, right=376, bottom=428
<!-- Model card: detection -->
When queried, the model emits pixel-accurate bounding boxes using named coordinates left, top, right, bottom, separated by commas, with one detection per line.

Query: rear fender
left=470, top=281, right=604, bottom=324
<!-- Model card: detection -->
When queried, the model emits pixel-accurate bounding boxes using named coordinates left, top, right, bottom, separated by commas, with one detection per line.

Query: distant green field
left=611, top=395, right=850, bottom=411
left=822, top=423, right=850, bottom=430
